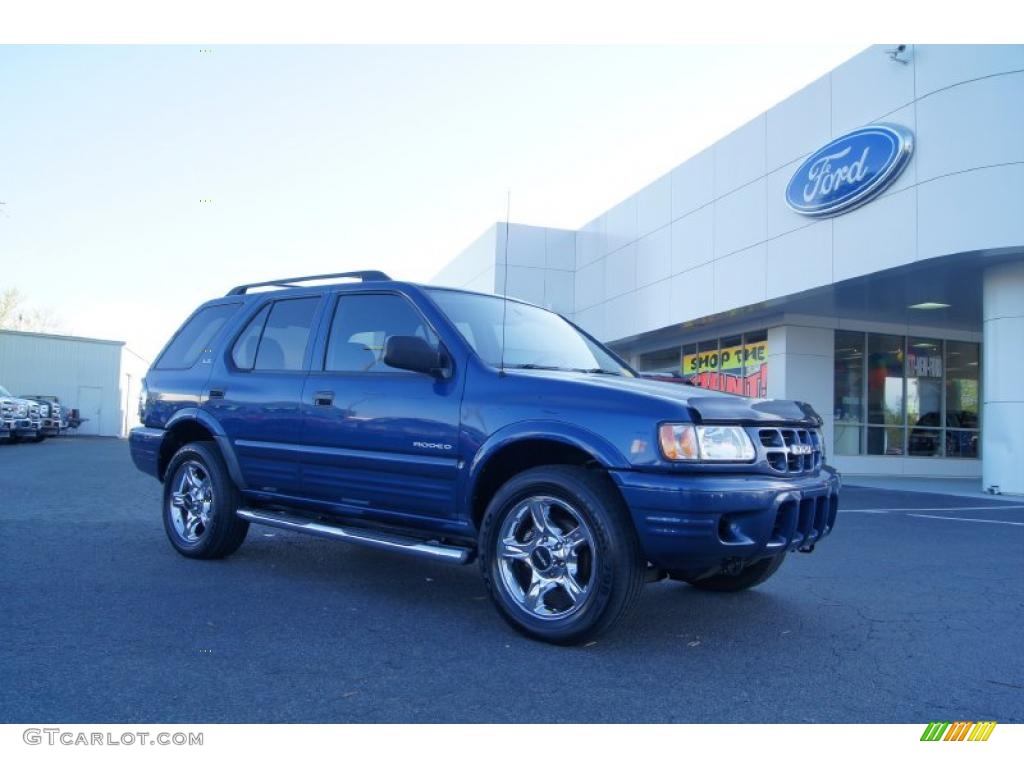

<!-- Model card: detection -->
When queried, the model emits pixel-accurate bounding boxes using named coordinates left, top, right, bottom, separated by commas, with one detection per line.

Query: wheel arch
left=158, top=409, right=244, bottom=487
left=466, top=422, right=629, bottom=532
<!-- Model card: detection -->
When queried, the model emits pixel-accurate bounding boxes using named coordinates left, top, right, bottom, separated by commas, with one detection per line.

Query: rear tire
left=163, top=441, right=249, bottom=559
left=479, top=465, right=645, bottom=645
left=684, top=552, right=786, bottom=592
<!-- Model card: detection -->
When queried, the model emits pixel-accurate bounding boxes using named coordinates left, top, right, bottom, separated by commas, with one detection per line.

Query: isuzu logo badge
left=786, top=123, right=914, bottom=217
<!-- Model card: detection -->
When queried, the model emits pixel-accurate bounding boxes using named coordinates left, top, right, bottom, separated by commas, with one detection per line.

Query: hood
left=508, top=369, right=822, bottom=426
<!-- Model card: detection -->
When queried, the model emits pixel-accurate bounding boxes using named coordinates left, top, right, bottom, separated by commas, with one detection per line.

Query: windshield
left=427, top=290, right=633, bottom=376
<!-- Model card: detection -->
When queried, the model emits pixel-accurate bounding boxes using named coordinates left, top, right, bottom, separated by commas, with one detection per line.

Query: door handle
left=314, top=391, right=335, bottom=407
left=209, top=389, right=225, bottom=400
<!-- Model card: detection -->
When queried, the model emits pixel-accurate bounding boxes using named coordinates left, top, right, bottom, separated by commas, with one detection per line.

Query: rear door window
left=252, top=297, right=320, bottom=371
left=156, top=303, right=239, bottom=370
left=232, top=305, right=271, bottom=370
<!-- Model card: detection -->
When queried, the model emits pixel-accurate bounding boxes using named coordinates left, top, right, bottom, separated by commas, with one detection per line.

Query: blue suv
left=130, top=271, right=840, bottom=644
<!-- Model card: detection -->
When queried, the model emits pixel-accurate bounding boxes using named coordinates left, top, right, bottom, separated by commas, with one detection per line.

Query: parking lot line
left=844, top=506, right=1024, bottom=512
left=843, top=509, right=1024, bottom=527
left=905, top=513, right=1024, bottom=527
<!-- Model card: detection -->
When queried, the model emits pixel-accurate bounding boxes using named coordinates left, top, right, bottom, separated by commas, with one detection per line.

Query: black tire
left=32, top=435, right=46, bottom=443
left=162, top=441, right=249, bottom=559
left=479, top=465, right=645, bottom=645
left=684, top=552, right=787, bottom=592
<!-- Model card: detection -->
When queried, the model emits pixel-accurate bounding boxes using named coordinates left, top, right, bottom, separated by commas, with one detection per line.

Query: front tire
left=683, top=552, right=786, bottom=592
left=162, top=441, right=249, bottom=559
left=479, top=465, right=645, bottom=645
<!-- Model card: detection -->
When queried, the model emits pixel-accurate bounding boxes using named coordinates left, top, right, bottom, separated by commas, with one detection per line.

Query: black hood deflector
left=687, top=397, right=823, bottom=426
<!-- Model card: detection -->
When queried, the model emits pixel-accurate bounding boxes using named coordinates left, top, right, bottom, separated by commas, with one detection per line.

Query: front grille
left=758, top=427, right=822, bottom=474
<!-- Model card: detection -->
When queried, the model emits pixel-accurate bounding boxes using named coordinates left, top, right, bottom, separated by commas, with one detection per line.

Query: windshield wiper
left=508, top=363, right=565, bottom=371
left=509, top=363, right=620, bottom=376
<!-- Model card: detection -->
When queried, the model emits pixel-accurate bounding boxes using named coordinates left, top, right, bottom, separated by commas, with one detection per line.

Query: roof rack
left=226, top=270, right=392, bottom=296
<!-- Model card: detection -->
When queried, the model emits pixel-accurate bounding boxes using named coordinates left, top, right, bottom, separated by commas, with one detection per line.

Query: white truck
left=0, top=384, right=41, bottom=442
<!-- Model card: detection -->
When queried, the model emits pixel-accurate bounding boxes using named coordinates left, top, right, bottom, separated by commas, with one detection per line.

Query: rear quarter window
left=155, top=303, right=240, bottom=370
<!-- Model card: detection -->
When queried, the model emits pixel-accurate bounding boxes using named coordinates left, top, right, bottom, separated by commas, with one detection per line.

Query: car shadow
left=219, top=530, right=821, bottom=651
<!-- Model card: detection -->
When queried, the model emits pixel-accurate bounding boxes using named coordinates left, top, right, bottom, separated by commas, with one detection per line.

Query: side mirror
left=383, top=336, right=447, bottom=377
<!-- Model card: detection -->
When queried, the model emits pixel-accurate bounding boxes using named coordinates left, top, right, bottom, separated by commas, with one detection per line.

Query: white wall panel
left=766, top=74, right=831, bottom=172
left=504, top=266, right=545, bottom=305
left=713, top=243, right=766, bottom=313
left=917, top=164, right=1024, bottom=261
left=636, top=225, right=671, bottom=288
left=714, top=114, right=766, bottom=197
left=765, top=158, right=808, bottom=240
left=914, top=44, right=1024, bottom=98
left=669, top=263, right=715, bottom=325
left=543, top=269, right=574, bottom=316
left=714, top=178, right=767, bottom=258
left=670, top=147, right=714, bottom=220
left=545, top=228, right=576, bottom=271
left=605, top=196, right=638, bottom=254
left=575, top=216, right=606, bottom=269
left=636, top=173, right=671, bottom=237
left=604, top=242, right=637, bottom=299
left=671, top=205, right=714, bottom=274
left=831, top=45, right=915, bottom=135
left=506, top=223, right=547, bottom=268
left=766, top=221, right=833, bottom=300
left=604, top=292, right=637, bottom=342
left=915, top=72, right=1024, bottom=184
left=574, top=258, right=605, bottom=312
left=832, top=186, right=916, bottom=282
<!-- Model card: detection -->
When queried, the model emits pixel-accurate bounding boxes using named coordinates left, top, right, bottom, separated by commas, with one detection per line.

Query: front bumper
left=612, top=466, right=841, bottom=572
left=10, top=419, right=39, bottom=438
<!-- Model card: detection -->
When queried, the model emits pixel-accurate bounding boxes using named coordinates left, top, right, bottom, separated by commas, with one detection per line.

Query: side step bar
left=236, top=508, right=473, bottom=565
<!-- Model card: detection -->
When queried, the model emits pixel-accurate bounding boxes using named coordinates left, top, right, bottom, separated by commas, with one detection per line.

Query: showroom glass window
left=636, top=346, right=681, bottom=376
left=833, top=331, right=980, bottom=458
left=634, top=331, right=769, bottom=398
left=833, top=331, right=865, bottom=454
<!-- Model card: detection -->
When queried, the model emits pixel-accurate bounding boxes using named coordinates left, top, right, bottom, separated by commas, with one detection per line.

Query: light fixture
left=886, top=45, right=910, bottom=64
left=909, top=302, right=951, bottom=310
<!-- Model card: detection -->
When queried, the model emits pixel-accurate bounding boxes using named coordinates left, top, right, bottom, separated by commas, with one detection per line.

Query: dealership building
left=432, top=45, right=1024, bottom=493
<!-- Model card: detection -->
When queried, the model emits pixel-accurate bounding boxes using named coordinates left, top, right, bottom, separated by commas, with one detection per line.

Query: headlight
left=658, top=424, right=756, bottom=462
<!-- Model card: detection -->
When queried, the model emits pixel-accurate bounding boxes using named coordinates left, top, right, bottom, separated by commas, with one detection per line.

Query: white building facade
left=0, top=329, right=127, bottom=437
left=432, top=45, right=1024, bottom=492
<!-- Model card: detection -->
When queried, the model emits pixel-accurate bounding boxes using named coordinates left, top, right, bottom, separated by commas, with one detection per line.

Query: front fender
left=463, top=419, right=630, bottom=520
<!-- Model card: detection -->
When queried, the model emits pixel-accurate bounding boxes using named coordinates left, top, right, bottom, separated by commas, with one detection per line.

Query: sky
left=0, top=44, right=863, bottom=362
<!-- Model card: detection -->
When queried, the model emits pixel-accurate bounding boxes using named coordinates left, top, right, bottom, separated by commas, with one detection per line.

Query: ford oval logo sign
left=786, top=123, right=914, bottom=217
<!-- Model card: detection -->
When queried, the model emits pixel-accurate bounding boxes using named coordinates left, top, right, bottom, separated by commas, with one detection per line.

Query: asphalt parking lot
left=2, top=437, right=1022, bottom=723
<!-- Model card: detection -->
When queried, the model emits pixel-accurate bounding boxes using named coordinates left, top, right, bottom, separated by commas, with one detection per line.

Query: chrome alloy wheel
left=496, top=495, right=597, bottom=620
left=168, top=460, right=214, bottom=543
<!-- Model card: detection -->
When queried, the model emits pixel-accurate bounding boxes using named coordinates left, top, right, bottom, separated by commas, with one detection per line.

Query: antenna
left=499, top=189, right=511, bottom=375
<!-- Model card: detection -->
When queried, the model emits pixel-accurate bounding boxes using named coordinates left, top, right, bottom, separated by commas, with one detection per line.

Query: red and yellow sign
left=683, top=339, right=768, bottom=398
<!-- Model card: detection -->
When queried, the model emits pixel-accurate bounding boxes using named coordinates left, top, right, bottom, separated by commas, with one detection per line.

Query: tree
left=0, top=287, right=61, bottom=333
